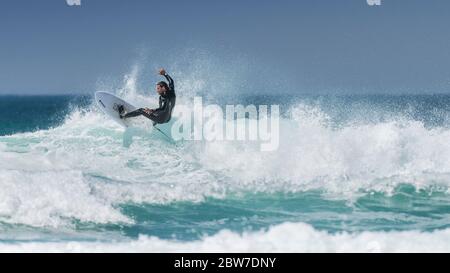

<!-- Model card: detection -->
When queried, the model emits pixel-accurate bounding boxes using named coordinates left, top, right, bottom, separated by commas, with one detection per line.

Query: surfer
left=119, top=68, right=176, bottom=125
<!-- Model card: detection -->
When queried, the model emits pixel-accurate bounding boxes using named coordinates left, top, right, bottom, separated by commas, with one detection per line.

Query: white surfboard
left=95, top=91, right=138, bottom=127
left=95, top=91, right=175, bottom=143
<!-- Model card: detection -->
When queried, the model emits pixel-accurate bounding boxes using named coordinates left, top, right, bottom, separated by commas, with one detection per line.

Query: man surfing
left=118, top=68, right=176, bottom=125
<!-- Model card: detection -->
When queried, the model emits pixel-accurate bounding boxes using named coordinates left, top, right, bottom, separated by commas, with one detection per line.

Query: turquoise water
left=0, top=94, right=450, bottom=252
left=109, top=187, right=450, bottom=240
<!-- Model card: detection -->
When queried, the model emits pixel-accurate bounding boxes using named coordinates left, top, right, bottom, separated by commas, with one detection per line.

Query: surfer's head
left=156, top=81, right=169, bottom=94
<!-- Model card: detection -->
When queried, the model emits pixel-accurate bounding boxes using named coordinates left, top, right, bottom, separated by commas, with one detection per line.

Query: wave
left=1, top=64, right=450, bottom=228
left=1, top=222, right=449, bottom=253
left=1, top=100, right=450, bottom=227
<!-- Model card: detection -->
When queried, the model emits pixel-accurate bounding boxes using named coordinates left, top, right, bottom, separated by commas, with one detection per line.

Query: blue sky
left=1, top=0, right=450, bottom=94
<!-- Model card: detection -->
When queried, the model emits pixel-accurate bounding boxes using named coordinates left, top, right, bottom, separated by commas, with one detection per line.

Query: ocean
left=0, top=92, right=450, bottom=252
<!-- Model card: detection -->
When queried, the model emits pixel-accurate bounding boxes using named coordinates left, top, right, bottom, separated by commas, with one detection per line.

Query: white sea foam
left=2, top=92, right=450, bottom=227
left=1, top=63, right=450, bottom=228
left=1, top=222, right=449, bottom=253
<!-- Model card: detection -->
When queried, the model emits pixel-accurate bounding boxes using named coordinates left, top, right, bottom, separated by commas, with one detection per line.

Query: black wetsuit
left=123, top=74, right=176, bottom=124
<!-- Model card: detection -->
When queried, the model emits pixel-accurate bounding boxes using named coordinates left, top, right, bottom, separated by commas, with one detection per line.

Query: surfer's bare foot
left=116, top=105, right=126, bottom=119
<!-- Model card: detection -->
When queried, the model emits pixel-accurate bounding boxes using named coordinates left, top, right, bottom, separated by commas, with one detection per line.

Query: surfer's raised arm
left=159, top=69, right=174, bottom=91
